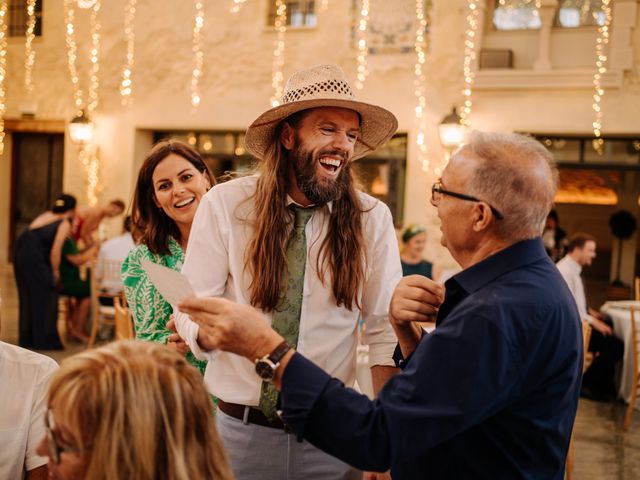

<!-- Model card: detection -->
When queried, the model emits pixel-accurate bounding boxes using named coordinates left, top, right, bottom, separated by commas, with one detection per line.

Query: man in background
left=557, top=232, right=624, bottom=401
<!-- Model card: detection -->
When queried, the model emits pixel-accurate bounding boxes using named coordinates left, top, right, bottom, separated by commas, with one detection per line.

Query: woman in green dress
left=122, top=140, right=214, bottom=375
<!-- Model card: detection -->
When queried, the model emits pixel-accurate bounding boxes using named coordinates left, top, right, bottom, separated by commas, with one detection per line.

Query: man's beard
left=289, top=142, right=351, bottom=205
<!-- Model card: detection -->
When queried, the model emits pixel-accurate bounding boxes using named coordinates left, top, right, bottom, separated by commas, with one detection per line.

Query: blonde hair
left=463, top=131, right=558, bottom=241
left=47, top=341, right=233, bottom=480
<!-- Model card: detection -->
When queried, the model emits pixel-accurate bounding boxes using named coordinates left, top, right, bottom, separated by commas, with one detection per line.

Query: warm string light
left=460, top=0, right=479, bottom=127
left=591, top=0, right=612, bottom=155
left=0, top=1, right=7, bottom=156
left=119, top=0, right=136, bottom=106
left=413, top=0, right=428, bottom=172
left=190, top=1, right=205, bottom=109
left=24, top=0, right=36, bottom=95
left=87, top=0, right=101, bottom=114
left=321, top=0, right=329, bottom=12
left=230, top=0, right=248, bottom=13
left=355, top=0, right=369, bottom=90
left=63, top=0, right=102, bottom=206
left=270, top=0, right=287, bottom=107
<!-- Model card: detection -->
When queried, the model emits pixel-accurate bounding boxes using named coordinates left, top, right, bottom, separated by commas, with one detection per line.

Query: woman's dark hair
left=51, top=193, right=77, bottom=214
left=131, top=140, right=214, bottom=255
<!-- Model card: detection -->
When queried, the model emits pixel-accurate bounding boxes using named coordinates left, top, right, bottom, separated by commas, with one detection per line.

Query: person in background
left=556, top=232, right=624, bottom=401
left=14, top=193, right=77, bottom=350
left=73, top=199, right=125, bottom=246
left=95, top=215, right=135, bottom=301
left=0, top=297, right=58, bottom=480
left=400, top=224, right=439, bottom=280
left=58, top=236, right=101, bottom=342
left=122, top=141, right=214, bottom=375
left=179, top=131, right=583, bottom=479
left=542, top=209, right=568, bottom=262
left=35, top=341, right=232, bottom=480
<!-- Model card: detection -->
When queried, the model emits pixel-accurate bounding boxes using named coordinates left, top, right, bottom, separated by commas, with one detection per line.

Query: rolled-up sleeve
left=360, top=204, right=402, bottom=367
left=175, top=189, right=230, bottom=362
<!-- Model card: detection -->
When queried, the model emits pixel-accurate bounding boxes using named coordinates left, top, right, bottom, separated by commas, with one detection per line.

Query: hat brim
left=244, top=98, right=398, bottom=161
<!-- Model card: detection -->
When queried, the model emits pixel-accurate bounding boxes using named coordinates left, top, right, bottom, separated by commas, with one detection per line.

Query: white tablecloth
left=600, top=300, right=640, bottom=408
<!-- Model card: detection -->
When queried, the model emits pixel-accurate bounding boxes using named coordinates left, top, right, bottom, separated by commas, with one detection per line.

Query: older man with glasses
left=180, top=131, right=583, bottom=480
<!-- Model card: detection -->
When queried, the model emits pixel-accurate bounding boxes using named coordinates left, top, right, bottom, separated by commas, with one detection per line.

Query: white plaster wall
left=0, top=0, right=638, bottom=277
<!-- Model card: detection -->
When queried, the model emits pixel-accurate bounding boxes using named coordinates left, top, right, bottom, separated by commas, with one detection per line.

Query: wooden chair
left=623, top=307, right=639, bottom=431
left=565, top=318, right=594, bottom=479
left=113, top=296, right=134, bottom=340
left=87, top=259, right=123, bottom=348
left=635, top=277, right=639, bottom=301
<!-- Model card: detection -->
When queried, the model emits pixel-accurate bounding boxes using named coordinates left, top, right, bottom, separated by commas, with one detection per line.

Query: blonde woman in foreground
left=35, top=340, right=233, bottom=480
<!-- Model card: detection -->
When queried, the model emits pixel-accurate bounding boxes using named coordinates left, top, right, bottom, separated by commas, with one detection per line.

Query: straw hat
left=244, top=64, right=398, bottom=161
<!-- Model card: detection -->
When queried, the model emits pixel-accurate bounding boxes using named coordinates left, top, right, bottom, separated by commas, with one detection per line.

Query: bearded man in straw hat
left=174, top=64, right=401, bottom=479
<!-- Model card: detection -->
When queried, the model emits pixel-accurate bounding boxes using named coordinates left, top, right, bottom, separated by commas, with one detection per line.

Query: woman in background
left=122, top=140, right=214, bottom=374
left=400, top=224, right=439, bottom=280
left=14, top=194, right=77, bottom=350
left=58, top=236, right=101, bottom=342
left=36, top=340, right=232, bottom=480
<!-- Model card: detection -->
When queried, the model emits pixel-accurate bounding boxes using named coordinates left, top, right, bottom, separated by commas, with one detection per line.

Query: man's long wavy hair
left=47, top=341, right=233, bottom=480
left=245, top=113, right=367, bottom=312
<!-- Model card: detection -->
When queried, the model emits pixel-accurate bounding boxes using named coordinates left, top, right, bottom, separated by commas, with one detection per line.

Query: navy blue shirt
left=280, top=238, right=582, bottom=479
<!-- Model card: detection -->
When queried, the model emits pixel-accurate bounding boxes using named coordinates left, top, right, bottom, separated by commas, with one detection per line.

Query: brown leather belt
left=217, top=399, right=286, bottom=430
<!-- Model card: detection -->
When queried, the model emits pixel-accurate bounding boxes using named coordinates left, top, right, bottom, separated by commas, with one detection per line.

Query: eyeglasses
left=431, top=181, right=504, bottom=220
left=45, top=409, right=81, bottom=464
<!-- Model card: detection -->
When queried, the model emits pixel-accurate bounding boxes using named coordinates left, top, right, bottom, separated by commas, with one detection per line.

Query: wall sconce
left=69, top=111, right=94, bottom=144
left=438, top=107, right=466, bottom=151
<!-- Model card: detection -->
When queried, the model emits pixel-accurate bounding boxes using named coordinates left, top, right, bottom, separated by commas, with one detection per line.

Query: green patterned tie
left=259, top=205, right=316, bottom=421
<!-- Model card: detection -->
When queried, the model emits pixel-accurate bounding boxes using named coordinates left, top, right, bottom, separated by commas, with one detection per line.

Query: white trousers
left=216, top=409, right=362, bottom=480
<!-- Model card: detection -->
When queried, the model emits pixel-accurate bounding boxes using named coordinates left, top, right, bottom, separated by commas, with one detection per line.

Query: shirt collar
left=561, top=254, right=582, bottom=275
left=285, top=194, right=333, bottom=213
left=447, top=237, right=548, bottom=295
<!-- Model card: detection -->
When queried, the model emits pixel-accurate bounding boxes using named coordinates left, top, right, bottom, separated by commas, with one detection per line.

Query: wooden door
left=9, top=132, right=64, bottom=258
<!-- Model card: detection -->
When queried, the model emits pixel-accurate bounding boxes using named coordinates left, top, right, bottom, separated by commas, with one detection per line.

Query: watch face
left=255, top=359, right=276, bottom=381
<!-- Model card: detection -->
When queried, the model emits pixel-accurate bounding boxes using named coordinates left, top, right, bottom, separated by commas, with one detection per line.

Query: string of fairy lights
left=23, top=0, right=36, bottom=95
left=591, top=0, right=612, bottom=155
left=190, top=1, right=205, bottom=109
left=230, top=0, right=248, bottom=14
left=119, top=0, right=137, bottom=106
left=63, top=0, right=102, bottom=206
left=270, top=0, right=287, bottom=107
left=413, top=0, right=428, bottom=172
left=460, top=0, right=479, bottom=127
left=0, top=1, right=7, bottom=156
left=354, top=0, right=370, bottom=90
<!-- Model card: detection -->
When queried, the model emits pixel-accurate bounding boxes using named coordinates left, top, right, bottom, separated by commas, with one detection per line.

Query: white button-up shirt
left=556, top=254, right=592, bottom=323
left=175, top=175, right=401, bottom=406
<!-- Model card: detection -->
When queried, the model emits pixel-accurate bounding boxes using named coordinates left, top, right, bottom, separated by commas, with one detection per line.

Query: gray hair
left=462, top=131, right=558, bottom=241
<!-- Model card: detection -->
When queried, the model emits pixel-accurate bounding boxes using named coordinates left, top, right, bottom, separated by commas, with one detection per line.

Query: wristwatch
left=255, top=341, right=291, bottom=382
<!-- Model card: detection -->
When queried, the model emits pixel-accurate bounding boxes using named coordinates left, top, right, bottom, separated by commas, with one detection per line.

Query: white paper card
left=140, top=259, right=196, bottom=305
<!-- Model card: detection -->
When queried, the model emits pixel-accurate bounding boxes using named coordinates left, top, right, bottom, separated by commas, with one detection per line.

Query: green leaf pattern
left=121, top=237, right=207, bottom=375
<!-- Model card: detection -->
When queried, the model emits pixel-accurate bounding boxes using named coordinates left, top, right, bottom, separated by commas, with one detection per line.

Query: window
left=8, top=0, right=42, bottom=37
left=267, top=0, right=317, bottom=28
left=492, top=0, right=541, bottom=31
left=555, top=0, right=606, bottom=28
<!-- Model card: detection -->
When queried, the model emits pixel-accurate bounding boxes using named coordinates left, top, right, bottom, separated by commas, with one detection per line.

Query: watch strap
left=267, top=340, right=291, bottom=365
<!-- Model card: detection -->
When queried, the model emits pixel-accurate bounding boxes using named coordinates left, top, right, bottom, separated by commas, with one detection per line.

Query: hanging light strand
left=23, top=0, right=36, bottom=94
left=355, top=0, right=369, bottom=90
left=321, top=0, right=329, bottom=12
left=460, top=0, right=479, bottom=127
left=119, top=0, right=136, bottom=106
left=413, top=0, right=428, bottom=172
left=87, top=0, right=101, bottom=114
left=0, top=1, right=8, bottom=156
left=63, top=0, right=83, bottom=111
left=230, top=0, right=248, bottom=13
left=190, top=1, right=205, bottom=109
left=270, top=0, right=287, bottom=107
left=591, top=0, right=612, bottom=153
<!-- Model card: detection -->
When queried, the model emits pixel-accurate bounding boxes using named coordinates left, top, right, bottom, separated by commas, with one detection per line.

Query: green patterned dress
left=121, top=236, right=206, bottom=375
